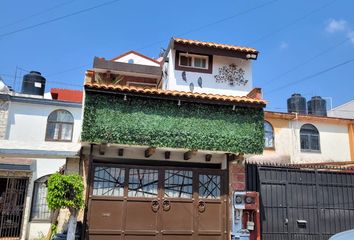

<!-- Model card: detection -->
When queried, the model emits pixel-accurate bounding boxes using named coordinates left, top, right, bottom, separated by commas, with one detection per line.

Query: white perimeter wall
left=24, top=158, right=66, bottom=240
left=114, top=52, right=160, bottom=67
left=163, top=49, right=253, bottom=96
left=328, top=100, right=354, bottom=119
left=7, top=101, right=82, bottom=143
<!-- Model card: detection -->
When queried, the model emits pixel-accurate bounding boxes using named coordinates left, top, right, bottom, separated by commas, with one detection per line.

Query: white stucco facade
left=113, top=51, right=160, bottom=67
left=0, top=92, right=82, bottom=240
left=249, top=115, right=353, bottom=164
left=163, top=49, right=253, bottom=96
left=328, top=100, right=354, bottom=119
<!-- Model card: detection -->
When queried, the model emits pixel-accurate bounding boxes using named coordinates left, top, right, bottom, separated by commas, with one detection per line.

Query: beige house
left=248, top=111, right=354, bottom=164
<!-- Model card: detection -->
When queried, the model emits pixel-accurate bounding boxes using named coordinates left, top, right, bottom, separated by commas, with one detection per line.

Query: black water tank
left=308, top=96, right=327, bottom=116
left=21, top=71, right=46, bottom=96
left=287, top=93, right=307, bottom=114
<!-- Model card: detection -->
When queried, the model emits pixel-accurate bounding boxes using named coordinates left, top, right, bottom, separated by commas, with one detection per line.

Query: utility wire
left=0, top=0, right=76, bottom=30
left=262, top=38, right=350, bottom=86
left=136, top=0, right=278, bottom=51
left=250, top=0, right=338, bottom=44
left=0, top=0, right=123, bottom=38
left=267, top=58, right=354, bottom=94
left=46, top=64, right=89, bottom=77
left=44, top=0, right=279, bottom=78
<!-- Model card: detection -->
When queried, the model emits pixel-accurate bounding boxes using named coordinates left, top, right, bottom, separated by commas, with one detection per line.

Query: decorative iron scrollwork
left=214, top=64, right=248, bottom=86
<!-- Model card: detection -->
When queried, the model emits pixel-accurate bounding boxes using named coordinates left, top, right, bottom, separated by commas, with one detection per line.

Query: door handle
left=162, top=199, right=171, bottom=211
left=198, top=200, right=206, bottom=213
left=151, top=199, right=160, bottom=212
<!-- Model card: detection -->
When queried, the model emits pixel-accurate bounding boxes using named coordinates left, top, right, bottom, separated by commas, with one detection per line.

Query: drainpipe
left=290, top=113, right=299, bottom=164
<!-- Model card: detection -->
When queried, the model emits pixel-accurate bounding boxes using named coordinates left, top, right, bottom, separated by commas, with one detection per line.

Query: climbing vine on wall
left=82, top=91, right=264, bottom=153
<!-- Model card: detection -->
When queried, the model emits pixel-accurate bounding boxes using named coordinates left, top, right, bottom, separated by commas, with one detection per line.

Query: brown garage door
left=87, top=164, right=227, bottom=240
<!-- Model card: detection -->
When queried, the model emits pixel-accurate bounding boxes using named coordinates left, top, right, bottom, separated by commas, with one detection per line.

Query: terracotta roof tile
left=50, top=88, right=83, bottom=103
left=85, top=82, right=266, bottom=106
left=174, top=37, right=258, bottom=54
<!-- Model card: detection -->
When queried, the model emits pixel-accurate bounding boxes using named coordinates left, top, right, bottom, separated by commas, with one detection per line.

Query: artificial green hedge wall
left=82, top=92, right=264, bottom=154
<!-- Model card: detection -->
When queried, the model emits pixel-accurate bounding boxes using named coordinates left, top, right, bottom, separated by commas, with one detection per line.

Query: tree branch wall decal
left=214, top=64, right=248, bottom=86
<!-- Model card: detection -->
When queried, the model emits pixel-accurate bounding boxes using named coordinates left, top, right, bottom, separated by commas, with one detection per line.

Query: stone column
left=0, top=99, right=9, bottom=139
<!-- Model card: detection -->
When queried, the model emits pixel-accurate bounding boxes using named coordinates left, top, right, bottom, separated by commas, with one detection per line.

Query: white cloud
left=325, top=18, right=354, bottom=45
left=326, top=19, right=348, bottom=33
left=348, top=31, right=354, bottom=44
left=279, top=41, right=288, bottom=50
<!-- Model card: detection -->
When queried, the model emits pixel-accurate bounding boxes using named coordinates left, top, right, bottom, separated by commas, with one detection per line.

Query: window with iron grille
left=300, top=124, right=320, bottom=152
left=45, top=109, right=74, bottom=142
left=30, top=175, right=51, bottom=222
left=264, top=121, right=274, bottom=149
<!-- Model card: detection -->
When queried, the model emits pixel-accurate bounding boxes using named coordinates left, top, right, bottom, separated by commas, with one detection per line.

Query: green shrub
left=47, top=173, right=84, bottom=211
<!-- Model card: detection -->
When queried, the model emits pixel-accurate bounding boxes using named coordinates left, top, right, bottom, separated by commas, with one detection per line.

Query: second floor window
left=45, top=109, right=74, bottom=142
left=300, top=124, right=320, bottom=152
left=179, top=53, right=208, bottom=69
left=264, top=121, right=274, bottom=149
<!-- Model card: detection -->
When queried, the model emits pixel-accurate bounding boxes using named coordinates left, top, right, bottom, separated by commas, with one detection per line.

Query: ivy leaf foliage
left=47, top=173, right=84, bottom=211
left=81, top=92, right=265, bottom=154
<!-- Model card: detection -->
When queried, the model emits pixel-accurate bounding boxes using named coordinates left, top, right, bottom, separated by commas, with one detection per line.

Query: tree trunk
left=45, top=209, right=59, bottom=240
left=67, top=208, right=78, bottom=240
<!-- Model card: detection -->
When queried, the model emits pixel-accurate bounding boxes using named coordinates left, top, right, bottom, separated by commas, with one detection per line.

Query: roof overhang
left=170, top=37, right=259, bottom=60
left=84, top=83, right=266, bottom=108
left=265, top=111, right=354, bottom=124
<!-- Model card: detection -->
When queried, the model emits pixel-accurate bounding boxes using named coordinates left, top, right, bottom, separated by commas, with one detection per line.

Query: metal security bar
left=0, top=178, right=28, bottom=239
left=246, top=164, right=354, bottom=240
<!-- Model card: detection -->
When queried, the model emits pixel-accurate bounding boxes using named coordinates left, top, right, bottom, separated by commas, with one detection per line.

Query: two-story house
left=0, top=73, right=82, bottom=240
left=248, top=94, right=354, bottom=164
left=80, top=37, right=266, bottom=240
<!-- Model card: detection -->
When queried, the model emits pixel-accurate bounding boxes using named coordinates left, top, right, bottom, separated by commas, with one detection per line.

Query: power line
left=262, top=38, right=350, bottom=86
left=136, top=0, right=278, bottom=51
left=46, top=64, right=89, bottom=77
left=0, top=0, right=76, bottom=30
left=250, top=0, right=338, bottom=44
left=43, top=0, right=279, bottom=78
left=0, top=0, right=123, bottom=38
left=0, top=73, right=82, bottom=88
left=267, top=57, right=354, bottom=94
left=178, top=0, right=279, bottom=39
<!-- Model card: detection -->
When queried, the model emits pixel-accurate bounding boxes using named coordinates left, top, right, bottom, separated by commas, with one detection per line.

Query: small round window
left=128, top=59, right=134, bottom=64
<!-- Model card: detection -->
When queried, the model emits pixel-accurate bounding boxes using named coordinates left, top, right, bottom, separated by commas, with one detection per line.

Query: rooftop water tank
left=287, top=93, right=307, bottom=114
left=21, top=71, right=46, bottom=96
left=308, top=96, right=327, bottom=116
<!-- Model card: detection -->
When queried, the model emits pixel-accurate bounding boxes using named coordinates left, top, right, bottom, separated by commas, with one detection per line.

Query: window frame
left=45, top=109, right=74, bottom=142
left=175, top=51, right=213, bottom=74
left=30, top=175, right=52, bottom=223
left=264, top=121, right=275, bottom=150
left=179, top=53, right=209, bottom=70
left=300, top=124, right=321, bottom=153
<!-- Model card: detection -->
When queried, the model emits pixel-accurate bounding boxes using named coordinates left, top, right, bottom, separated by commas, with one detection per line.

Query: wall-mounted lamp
left=246, top=53, right=257, bottom=60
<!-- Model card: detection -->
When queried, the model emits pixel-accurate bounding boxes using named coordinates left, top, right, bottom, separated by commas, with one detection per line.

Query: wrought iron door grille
left=0, top=177, right=28, bottom=239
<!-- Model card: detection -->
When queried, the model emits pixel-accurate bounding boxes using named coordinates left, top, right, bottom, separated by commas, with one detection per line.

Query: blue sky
left=1, top=0, right=353, bottom=111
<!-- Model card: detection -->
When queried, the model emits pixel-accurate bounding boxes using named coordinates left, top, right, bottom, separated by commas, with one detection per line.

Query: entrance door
left=87, top=164, right=227, bottom=240
left=0, top=177, right=28, bottom=239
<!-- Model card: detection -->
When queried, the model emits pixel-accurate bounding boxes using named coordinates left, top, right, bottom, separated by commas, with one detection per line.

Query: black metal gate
left=246, top=164, right=354, bottom=240
left=0, top=177, right=28, bottom=239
